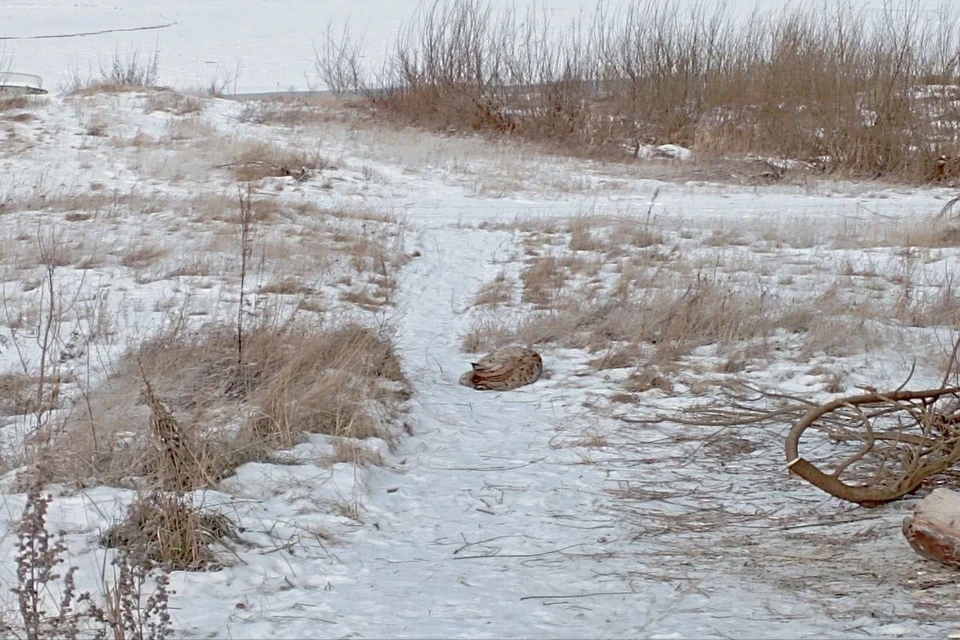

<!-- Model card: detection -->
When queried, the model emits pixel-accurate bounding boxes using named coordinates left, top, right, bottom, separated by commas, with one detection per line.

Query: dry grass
left=258, top=277, right=316, bottom=296
left=587, top=343, right=643, bottom=370
left=520, top=256, right=570, bottom=308
left=500, top=273, right=788, bottom=361
left=237, top=96, right=346, bottom=126
left=321, top=0, right=960, bottom=182
left=462, top=213, right=922, bottom=384
left=0, top=96, right=31, bottom=111
left=102, top=491, right=235, bottom=570
left=0, top=189, right=168, bottom=217
left=30, top=320, right=407, bottom=490
left=568, top=431, right=609, bottom=449
left=327, top=438, right=385, bottom=466
left=0, top=373, right=53, bottom=416
left=143, top=91, right=205, bottom=116
left=227, top=141, right=333, bottom=182
left=119, top=244, right=168, bottom=269
left=340, top=287, right=390, bottom=310
left=0, top=96, right=44, bottom=116
left=472, top=272, right=514, bottom=308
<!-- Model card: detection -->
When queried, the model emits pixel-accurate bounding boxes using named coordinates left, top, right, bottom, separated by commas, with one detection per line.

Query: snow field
left=0, top=88, right=959, bottom=638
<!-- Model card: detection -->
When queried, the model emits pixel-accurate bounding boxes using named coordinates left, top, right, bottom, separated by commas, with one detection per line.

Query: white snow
left=1, top=2, right=960, bottom=639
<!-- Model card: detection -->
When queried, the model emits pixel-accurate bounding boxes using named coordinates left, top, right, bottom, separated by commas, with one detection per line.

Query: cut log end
left=903, top=488, right=960, bottom=569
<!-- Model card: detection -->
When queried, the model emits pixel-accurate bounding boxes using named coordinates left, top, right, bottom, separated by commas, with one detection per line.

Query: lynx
left=459, top=346, right=543, bottom=391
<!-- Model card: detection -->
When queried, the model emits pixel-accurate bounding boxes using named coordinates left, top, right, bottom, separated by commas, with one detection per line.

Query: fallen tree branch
left=785, top=386, right=960, bottom=507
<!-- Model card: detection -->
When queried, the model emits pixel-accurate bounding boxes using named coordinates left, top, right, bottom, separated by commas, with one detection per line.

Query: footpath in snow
left=0, top=91, right=955, bottom=639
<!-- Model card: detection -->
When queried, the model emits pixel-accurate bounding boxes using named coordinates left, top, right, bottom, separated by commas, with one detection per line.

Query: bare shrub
left=322, top=0, right=960, bottom=181
left=85, top=547, right=174, bottom=640
left=68, top=48, right=160, bottom=95
left=313, top=21, right=367, bottom=95
left=12, top=489, right=85, bottom=640
left=101, top=48, right=159, bottom=88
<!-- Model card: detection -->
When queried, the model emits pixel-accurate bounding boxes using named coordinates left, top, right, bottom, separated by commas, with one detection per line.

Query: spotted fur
left=459, top=346, right=543, bottom=391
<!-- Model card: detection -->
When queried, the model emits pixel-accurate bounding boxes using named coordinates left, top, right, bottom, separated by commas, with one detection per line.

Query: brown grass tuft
left=228, top=141, right=333, bottom=182
left=327, top=438, right=385, bottom=466
left=143, top=91, right=205, bottom=116
left=102, top=492, right=235, bottom=570
left=472, top=272, right=514, bottom=308
left=245, top=324, right=407, bottom=445
left=238, top=96, right=343, bottom=126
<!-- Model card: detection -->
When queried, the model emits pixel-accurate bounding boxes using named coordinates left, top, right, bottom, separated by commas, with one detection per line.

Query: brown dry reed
left=318, top=0, right=960, bottom=182
left=36, top=320, right=407, bottom=491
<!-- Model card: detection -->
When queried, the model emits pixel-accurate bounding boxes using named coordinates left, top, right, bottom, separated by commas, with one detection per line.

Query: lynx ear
left=471, top=362, right=481, bottom=371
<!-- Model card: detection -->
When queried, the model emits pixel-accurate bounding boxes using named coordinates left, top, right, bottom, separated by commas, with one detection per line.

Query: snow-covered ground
left=1, top=1, right=960, bottom=636
left=0, top=86, right=959, bottom=638
left=1, top=0, right=947, bottom=93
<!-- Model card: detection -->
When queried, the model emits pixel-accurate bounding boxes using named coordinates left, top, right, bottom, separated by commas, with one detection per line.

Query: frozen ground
left=1, top=0, right=946, bottom=93
left=0, top=86, right=960, bottom=638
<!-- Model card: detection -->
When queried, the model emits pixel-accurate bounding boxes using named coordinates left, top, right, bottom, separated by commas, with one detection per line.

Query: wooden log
left=902, top=488, right=960, bottom=569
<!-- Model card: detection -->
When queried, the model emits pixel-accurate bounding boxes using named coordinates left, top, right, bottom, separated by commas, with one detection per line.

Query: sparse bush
left=99, top=48, right=160, bottom=89
left=313, top=21, right=367, bottom=95
left=85, top=548, right=174, bottom=640
left=67, top=48, right=160, bottom=95
left=12, top=489, right=85, bottom=640
left=319, top=0, right=960, bottom=181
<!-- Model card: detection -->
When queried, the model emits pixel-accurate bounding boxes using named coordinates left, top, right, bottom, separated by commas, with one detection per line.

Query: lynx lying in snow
left=459, top=346, right=543, bottom=391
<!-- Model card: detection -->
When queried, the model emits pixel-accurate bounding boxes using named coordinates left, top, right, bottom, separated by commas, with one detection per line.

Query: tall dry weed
left=321, top=0, right=960, bottom=181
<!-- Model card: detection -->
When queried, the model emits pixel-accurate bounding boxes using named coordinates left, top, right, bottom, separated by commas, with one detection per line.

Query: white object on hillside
left=653, top=144, right=693, bottom=161
left=0, top=72, right=46, bottom=94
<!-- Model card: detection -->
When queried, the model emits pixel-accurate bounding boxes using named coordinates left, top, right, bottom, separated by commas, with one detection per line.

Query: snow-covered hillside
left=0, top=84, right=958, bottom=638
left=2, top=1, right=960, bottom=637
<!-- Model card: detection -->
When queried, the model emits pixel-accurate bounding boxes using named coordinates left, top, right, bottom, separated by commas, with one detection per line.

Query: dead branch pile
left=785, top=386, right=960, bottom=507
